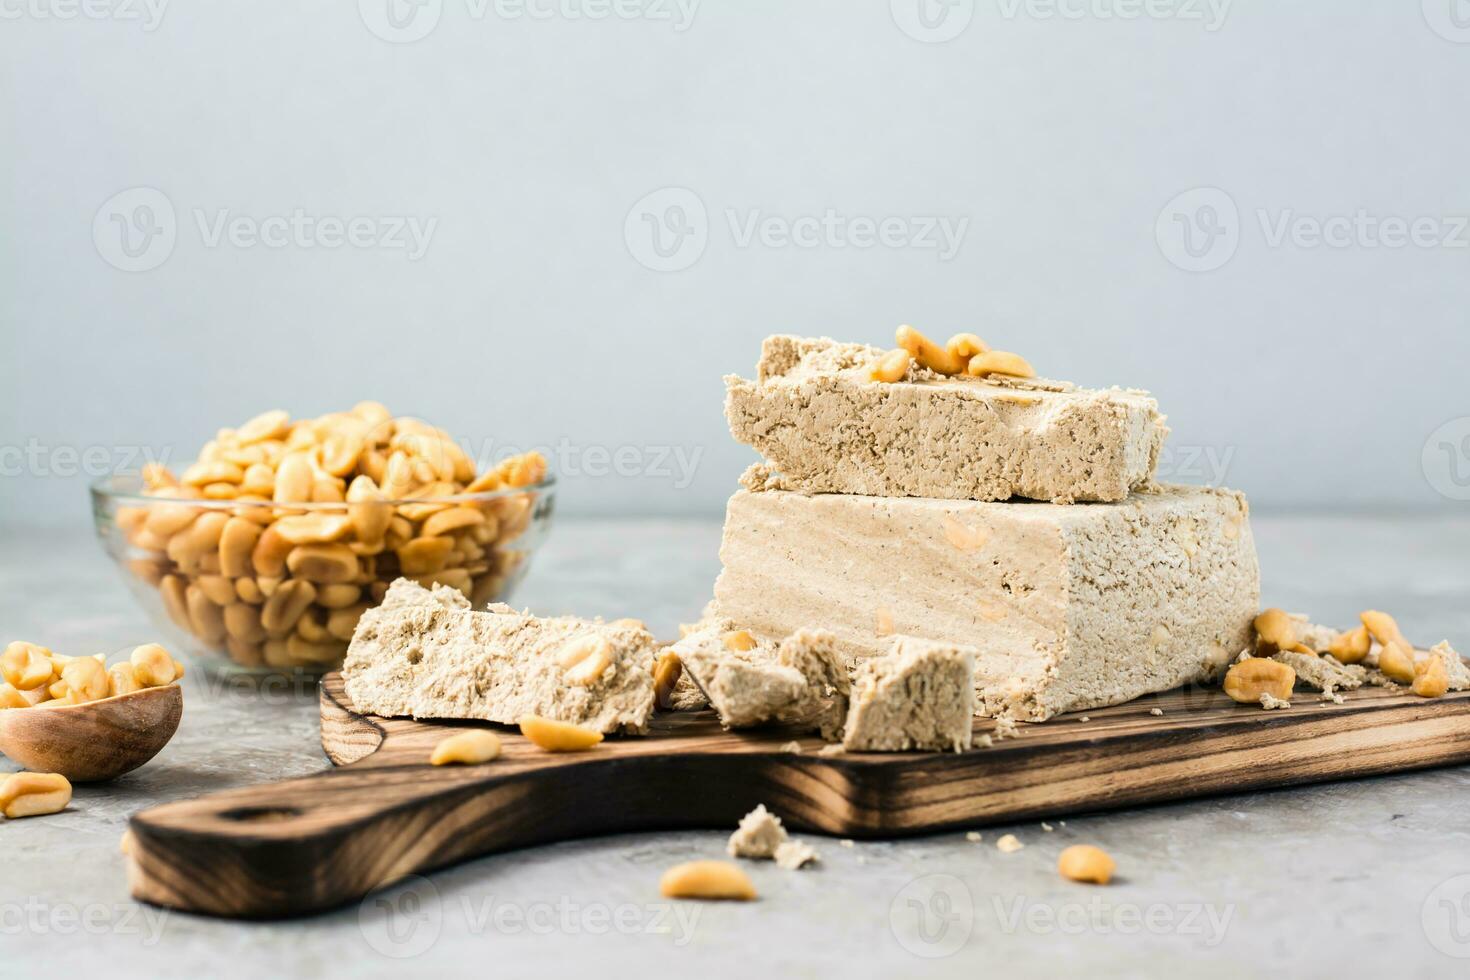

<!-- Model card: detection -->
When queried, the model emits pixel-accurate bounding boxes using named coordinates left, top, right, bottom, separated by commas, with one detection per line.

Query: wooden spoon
left=0, top=684, right=183, bottom=782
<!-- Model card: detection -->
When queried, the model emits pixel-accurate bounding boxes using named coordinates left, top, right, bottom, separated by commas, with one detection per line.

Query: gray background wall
left=4, top=0, right=1469, bottom=526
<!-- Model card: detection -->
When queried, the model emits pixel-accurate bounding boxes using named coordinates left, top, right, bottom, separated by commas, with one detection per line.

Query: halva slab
left=842, top=636, right=976, bottom=753
left=713, top=484, right=1259, bottom=721
left=343, top=579, right=656, bottom=734
left=725, top=335, right=1168, bottom=504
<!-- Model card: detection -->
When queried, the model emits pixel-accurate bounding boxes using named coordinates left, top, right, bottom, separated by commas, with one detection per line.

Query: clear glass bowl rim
left=90, top=472, right=557, bottom=510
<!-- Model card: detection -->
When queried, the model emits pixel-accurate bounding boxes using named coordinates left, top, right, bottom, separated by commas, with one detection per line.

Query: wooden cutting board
left=124, top=671, right=1470, bottom=919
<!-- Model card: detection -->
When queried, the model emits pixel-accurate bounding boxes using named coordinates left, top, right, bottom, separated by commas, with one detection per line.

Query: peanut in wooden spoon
left=0, top=684, right=182, bottom=783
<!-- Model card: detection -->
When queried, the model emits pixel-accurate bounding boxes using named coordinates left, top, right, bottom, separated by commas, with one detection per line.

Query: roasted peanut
left=260, top=580, right=317, bottom=635
left=141, top=463, right=178, bottom=490
left=430, top=730, right=502, bottom=766
left=723, top=630, right=758, bottom=653
left=326, top=604, right=367, bottom=642
left=158, top=575, right=192, bottom=631
left=422, top=507, right=486, bottom=538
left=1378, top=642, right=1416, bottom=684
left=273, top=452, right=314, bottom=505
left=285, top=543, right=359, bottom=584
left=108, top=663, right=144, bottom=697
left=186, top=585, right=228, bottom=644
left=346, top=475, right=393, bottom=544
left=1328, top=625, right=1371, bottom=665
left=966, top=350, right=1035, bottom=379
left=653, top=651, right=683, bottom=710
left=867, top=348, right=912, bottom=384
left=659, top=861, right=756, bottom=901
left=1223, top=658, right=1295, bottom=705
left=945, top=332, right=989, bottom=361
left=1412, top=656, right=1449, bottom=698
left=0, top=772, right=73, bottom=819
left=1, top=684, right=32, bottom=709
left=195, top=574, right=237, bottom=607
left=518, top=715, right=603, bottom=752
left=224, top=603, right=267, bottom=644
left=1361, top=610, right=1409, bottom=650
left=130, top=644, right=178, bottom=687
left=60, top=657, right=110, bottom=703
left=1253, top=608, right=1296, bottom=656
left=273, top=514, right=353, bottom=545
left=315, top=584, right=362, bottom=609
left=285, top=634, right=348, bottom=666
left=895, top=325, right=966, bottom=375
left=2, top=642, right=55, bottom=691
left=237, top=409, right=291, bottom=445
left=1058, top=845, right=1116, bottom=885
left=397, top=537, right=453, bottom=576
left=251, top=525, right=293, bottom=578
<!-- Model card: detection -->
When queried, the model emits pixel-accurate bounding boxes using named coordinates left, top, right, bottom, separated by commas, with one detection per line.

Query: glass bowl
left=91, top=474, right=556, bottom=677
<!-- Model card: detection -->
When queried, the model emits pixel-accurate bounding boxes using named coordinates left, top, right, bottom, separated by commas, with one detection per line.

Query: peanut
left=273, top=514, right=353, bottom=545
left=108, top=663, right=144, bottom=697
left=723, top=630, right=758, bottom=653
left=1328, top=625, right=1371, bottom=665
left=186, top=585, right=228, bottom=644
left=346, top=475, right=393, bottom=544
left=2, top=642, right=55, bottom=691
left=273, top=453, right=315, bottom=505
left=397, top=537, right=454, bottom=576
left=1253, top=608, right=1296, bottom=656
left=430, top=730, right=502, bottom=766
left=1412, top=656, right=1449, bottom=698
left=261, top=580, right=317, bottom=635
left=1378, top=642, right=1416, bottom=685
left=895, top=325, right=966, bottom=375
left=326, top=604, right=367, bottom=642
left=659, top=861, right=757, bottom=901
left=653, top=651, right=683, bottom=710
left=195, top=574, right=237, bottom=607
left=1361, top=610, right=1409, bottom=650
left=1223, top=658, right=1295, bottom=704
left=518, top=715, right=603, bottom=752
left=61, top=657, right=110, bottom=703
left=237, top=409, right=291, bottom=445
left=130, top=644, right=178, bottom=687
left=285, top=543, right=359, bottom=584
left=0, top=772, right=73, bottom=819
left=1, top=684, right=31, bottom=709
left=159, top=574, right=192, bottom=631
left=422, top=507, right=486, bottom=538
left=1057, top=845, right=1116, bottom=885
left=945, top=332, right=989, bottom=360
left=966, top=350, right=1035, bottom=379
left=867, top=348, right=913, bottom=384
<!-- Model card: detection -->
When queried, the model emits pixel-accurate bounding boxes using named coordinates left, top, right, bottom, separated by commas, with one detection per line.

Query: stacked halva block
left=687, top=335, right=1260, bottom=738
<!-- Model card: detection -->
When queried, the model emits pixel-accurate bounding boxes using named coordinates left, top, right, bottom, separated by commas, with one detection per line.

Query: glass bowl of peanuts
left=90, top=403, right=556, bottom=676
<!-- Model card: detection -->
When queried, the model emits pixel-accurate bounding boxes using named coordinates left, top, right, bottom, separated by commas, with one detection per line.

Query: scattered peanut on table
left=1223, top=658, right=1296, bottom=705
left=1058, top=845, right=1116, bottom=885
left=518, top=715, right=603, bottom=752
left=659, top=860, right=757, bottom=901
left=429, top=730, right=502, bottom=766
left=112, top=404, right=549, bottom=671
left=0, top=772, right=73, bottom=819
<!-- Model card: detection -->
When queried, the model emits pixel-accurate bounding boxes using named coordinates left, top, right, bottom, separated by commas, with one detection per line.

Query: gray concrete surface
left=3, top=514, right=1469, bottom=978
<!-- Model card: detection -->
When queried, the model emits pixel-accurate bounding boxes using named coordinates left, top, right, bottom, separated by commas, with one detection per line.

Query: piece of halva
left=714, top=484, right=1259, bottom=722
left=728, top=804, right=788, bottom=859
left=725, top=335, right=1168, bottom=504
left=674, top=622, right=849, bottom=737
left=343, top=579, right=657, bottom=734
left=842, top=636, right=976, bottom=753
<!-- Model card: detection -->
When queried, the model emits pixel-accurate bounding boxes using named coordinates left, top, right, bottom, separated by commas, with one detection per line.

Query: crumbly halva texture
left=725, top=335, right=1169, bottom=504
left=1429, top=641, right=1470, bottom=691
left=842, top=636, right=976, bottom=753
left=715, top=484, right=1259, bottom=721
left=1272, top=651, right=1365, bottom=693
left=342, top=579, right=656, bottom=734
left=728, top=804, right=787, bottom=859
left=1288, top=614, right=1340, bottom=653
left=673, top=621, right=850, bottom=738
left=1259, top=692, right=1291, bottom=710
left=774, top=841, right=818, bottom=870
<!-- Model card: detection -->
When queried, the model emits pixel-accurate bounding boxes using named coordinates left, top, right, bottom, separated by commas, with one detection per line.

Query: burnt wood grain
left=124, top=671, right=1470, bottom=919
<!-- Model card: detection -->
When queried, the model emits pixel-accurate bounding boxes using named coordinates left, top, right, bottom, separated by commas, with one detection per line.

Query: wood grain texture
left=0, top=684, right=182, bottom=782
left=125, top=671, right=1470, bottom=919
